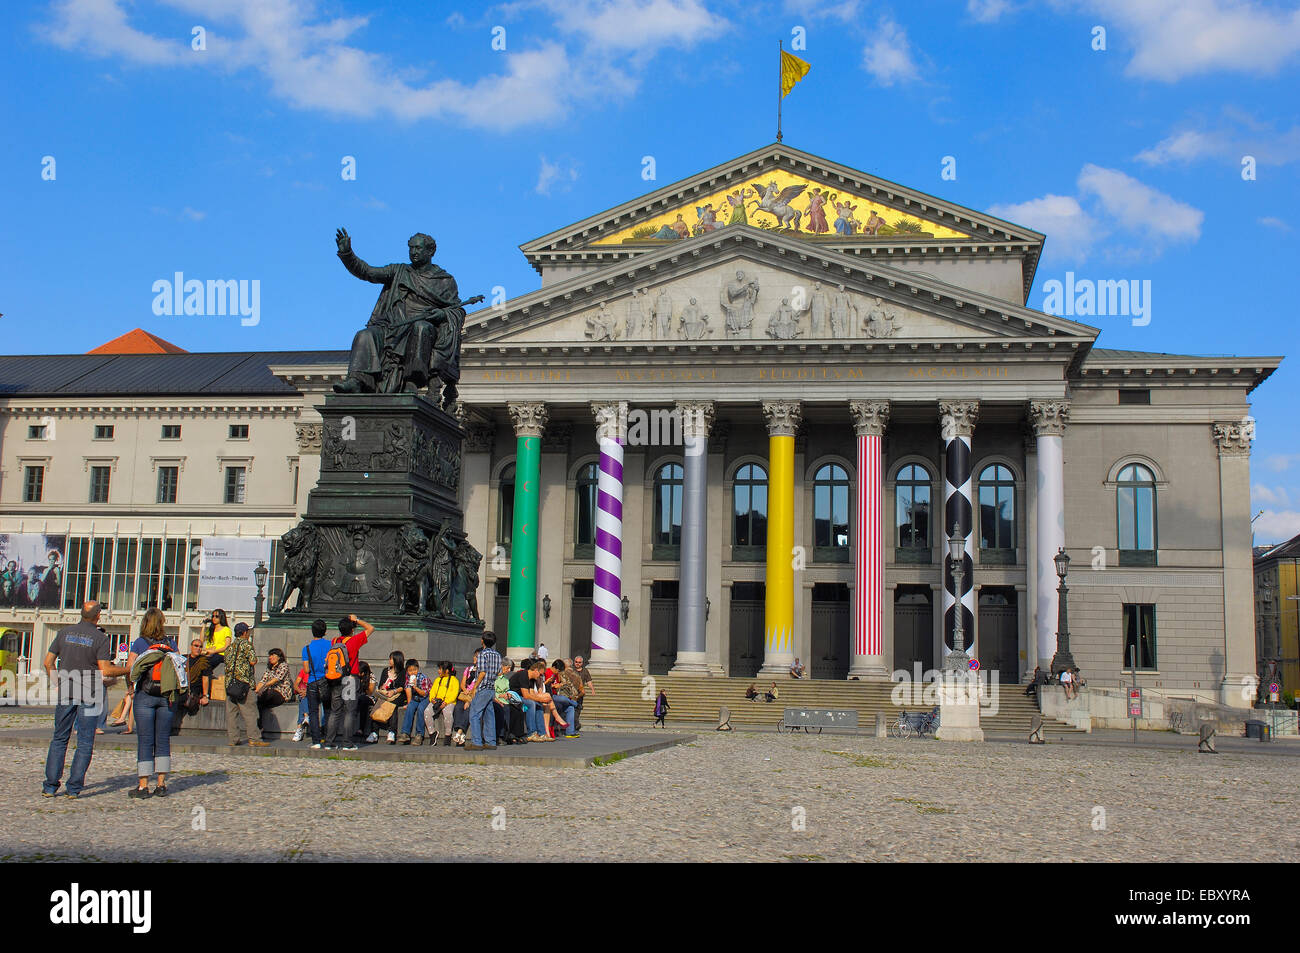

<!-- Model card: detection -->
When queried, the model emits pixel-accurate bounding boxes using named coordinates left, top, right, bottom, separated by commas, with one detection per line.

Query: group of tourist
left=39, top=602, right=598, bottom=798
left=1024, top=665, right=1086, bottom=705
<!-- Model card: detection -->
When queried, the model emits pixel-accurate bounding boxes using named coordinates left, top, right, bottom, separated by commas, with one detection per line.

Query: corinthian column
left=672, top=401, right=715, bottom=674
left=506, top=402, right=547, bottom=653
left=1029, top=399, right=1068, bottom=671
left=760, top=400, right=802, bottom=676
left=589, top=401, right=627, bottom=672
left=850, top=400, right=890, bottom=677
left=940, top=400, right=979, bottom=661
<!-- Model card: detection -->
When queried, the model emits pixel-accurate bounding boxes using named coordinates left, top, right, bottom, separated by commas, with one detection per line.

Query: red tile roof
left=87, top=329, right=188, bottom=354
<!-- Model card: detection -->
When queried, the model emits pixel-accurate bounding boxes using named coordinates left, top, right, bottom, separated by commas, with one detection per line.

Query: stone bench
left=776, top=707, right=859, bottom=733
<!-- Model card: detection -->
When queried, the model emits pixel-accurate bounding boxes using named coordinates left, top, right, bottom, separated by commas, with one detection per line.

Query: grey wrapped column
left=671, top=401, right=714, bottom=674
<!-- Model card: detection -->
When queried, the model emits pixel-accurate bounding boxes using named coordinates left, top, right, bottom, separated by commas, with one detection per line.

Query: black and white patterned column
left=940, top=400, right=979, bottom=657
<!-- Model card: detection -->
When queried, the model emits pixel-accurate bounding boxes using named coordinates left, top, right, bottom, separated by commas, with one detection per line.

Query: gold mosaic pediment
left=593, top=170, right=968, bottom=246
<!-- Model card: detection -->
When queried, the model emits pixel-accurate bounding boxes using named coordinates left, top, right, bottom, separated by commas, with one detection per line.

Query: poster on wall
left=0, top=534, right=67, bottom=609
left=198, top=538, right=272, bottom=618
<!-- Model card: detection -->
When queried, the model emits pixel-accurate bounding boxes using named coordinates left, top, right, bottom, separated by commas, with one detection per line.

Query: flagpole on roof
left=777, top=40, right=783, bottom=143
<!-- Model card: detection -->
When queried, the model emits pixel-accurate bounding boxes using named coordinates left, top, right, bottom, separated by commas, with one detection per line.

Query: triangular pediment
left=467, top=226, right=1092, bottom=349
left=519, top=144, right=1045, bottom=293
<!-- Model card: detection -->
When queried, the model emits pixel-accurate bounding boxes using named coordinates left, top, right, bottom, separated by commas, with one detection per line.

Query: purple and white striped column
left=590, top=401, right=628, bottom=669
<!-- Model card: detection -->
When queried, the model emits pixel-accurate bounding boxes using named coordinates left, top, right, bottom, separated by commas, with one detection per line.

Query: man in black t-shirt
left=42, top=602, right=129, bottom=798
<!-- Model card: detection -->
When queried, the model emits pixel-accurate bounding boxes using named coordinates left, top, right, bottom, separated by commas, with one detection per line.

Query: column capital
left=849, top=399, right=891, bottom=437
left=674, top=400, right=715, bottom=439
left=762, top=400, right=803, bottom=437
left=1028, top=399, right=1071, bottom=437
left=507, top=401, right=548, bottom=438
left=590, top=400, right=629, bottom=442
left=1212, top=418, right=1255, bottom=457
left=938, top=399, right=980, bottom=440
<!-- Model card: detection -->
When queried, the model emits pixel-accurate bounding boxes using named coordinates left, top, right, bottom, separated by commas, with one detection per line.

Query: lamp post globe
left=253, top=559, right=269, bottom=625
left=945, top=534, right=971, bottom=671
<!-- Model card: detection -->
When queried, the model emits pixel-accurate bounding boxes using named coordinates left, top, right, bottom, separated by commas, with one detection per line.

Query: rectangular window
left=94, top=425, right=114, bottom=439
left=1122, top=604, right=1157, bottom=670
left=63, top=537, right=91, bottom=609
left=157, top=466, right=179, bottom=504
left=23, top=466, right=44, bottom=502
left=229, top=424, right=249, bottom=439
left=224, top=466, right=247, bottom=503
left=161, top=424, right=181, bottom=440
left=111, top=537, right=138, bottom=612
left=1118, top=389, right=1151, bottom=405
left=89, top=466, right=111, bottom=503
left=28, top=424, right=48, bottom=440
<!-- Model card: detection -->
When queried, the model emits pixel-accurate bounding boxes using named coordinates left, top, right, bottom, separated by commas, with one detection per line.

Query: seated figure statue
left=332, top=228, right=473, bottom=407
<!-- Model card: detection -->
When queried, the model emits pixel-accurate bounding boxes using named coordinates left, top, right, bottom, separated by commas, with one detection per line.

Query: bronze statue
left=332, top=228, right=482, bottom=408
left=394, top=522, right=430, bottom=614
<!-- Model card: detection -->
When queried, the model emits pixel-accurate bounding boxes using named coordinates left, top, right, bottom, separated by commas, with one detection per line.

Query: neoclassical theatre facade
left=0, top=145, right=1278, bottom=707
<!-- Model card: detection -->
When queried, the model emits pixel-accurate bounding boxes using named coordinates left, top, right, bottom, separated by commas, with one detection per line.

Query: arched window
left=1117, top=463, right=1157, bottom=565
left=978, top=464, right=1016, bottom=558
left=574, top=462, right=599, bottom=547
left=496, top=463, right=515, bottom=551
left=895, top=464, right=931, bottom=555
left=653, top=462, right=683, bottom=548
left=813, top=463, right=850, bottom=558
left=732, top=464, right=768, bottom=559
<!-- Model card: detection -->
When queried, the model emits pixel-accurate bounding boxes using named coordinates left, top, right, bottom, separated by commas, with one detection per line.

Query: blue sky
left=1, top=0, right=1297, bottom=541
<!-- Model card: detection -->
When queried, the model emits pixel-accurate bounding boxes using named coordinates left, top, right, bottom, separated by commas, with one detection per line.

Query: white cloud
left=1135, top=130, right=1218, bottom=165
left=992, top=165, right=1201, bottom=261
left=179, top=206, right=205, bottom=221
left=1077, top=0, right=1300, bottom=81
left=989, top=194, right=1102, bottom=259
left=539, top=0, right=726, bottom=52
left=536, top=155, right=579, bottom=195
left=1259, top=216, right=1292, bottom=232
left=1263, top=453, right=1300, bottom=472
left=1136, top=114, right=1300, bottom=167
left=1077, top=164, right=1204, bottom=244
left=38, top=0, right=708, bottom=132
left=1254, top=484, right=1294, bottom=508
left=862, top=17, right=920, bottom=86
left=967, top=0, right=1014, bottom=22
left=782, top=0, right=862, bottom=20
left=1254, top=509, right=1300, bottom=545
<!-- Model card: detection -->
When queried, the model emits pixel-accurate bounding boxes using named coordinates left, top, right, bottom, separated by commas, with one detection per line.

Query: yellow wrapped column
left=761, top=400, right=802, bottom=675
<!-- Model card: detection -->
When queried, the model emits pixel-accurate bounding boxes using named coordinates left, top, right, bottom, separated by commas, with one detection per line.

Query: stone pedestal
left=935, top=677, right=984, bottom=742
left=262, top=393, right=484, bottom=659
left=668, top=650, right=710, bottom=674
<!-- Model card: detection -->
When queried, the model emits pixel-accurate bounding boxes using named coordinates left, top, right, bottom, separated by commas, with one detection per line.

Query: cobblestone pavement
left=2, top=710, right=1296, bottom=862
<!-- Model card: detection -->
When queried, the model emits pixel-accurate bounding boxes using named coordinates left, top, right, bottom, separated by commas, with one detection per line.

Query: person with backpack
left=297, top=619, right=331, bottom=747
left=126, top=608, right=185, bottom=797
left=325, top=614, right=373, bottom=750
left=224, top=622, right=269, bottom=748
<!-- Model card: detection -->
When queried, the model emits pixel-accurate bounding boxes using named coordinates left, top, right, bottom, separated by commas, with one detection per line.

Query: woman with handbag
left=423, top=661, right=460, bottom=747
left=372, top=652, right=407, bottom=744
left=126, top=608, right=179, bottom=798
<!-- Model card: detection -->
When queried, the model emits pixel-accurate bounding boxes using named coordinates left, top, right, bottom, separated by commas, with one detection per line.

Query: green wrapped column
left=506, top=402, right=547, bottom=652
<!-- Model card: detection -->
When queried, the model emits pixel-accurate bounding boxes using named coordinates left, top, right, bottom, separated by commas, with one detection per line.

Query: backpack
left=139, top=643, right=175, bottom=697
left=324, top=639, right=352, bottom=681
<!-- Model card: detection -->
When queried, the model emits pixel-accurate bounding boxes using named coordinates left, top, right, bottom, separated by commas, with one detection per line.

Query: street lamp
left=542, top=593, right=552, bottom=621
left=945, top=534, right=970, bottom=671
left=620, top=594, right=630, bottom=622
left=1049, top=547, right=1076, bottom=675
left=253, top=559, right=269, bottom=625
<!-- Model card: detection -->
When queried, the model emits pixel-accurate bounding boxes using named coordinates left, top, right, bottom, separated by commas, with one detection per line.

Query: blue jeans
left=402, top=698, right=429, bottom=736
left=523, top=700, right=546, bottom=736
left=468, top=686, right=496, bottom=746
left=134, top=691, right=175, bottom=777
left=44, top=704, right=99, bottom=796
left=552, top=694, right=576, bottom=732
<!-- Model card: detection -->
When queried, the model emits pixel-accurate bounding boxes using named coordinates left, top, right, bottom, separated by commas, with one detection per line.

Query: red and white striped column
left=850, top=400, right=890, bottom=677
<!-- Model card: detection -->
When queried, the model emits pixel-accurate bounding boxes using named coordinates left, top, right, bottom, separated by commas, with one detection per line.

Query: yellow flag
left=780, top=50, right=810, bottom=98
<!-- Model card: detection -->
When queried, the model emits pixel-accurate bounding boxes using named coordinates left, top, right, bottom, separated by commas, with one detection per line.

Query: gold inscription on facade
left=905, top=366, right=1010, bottom=379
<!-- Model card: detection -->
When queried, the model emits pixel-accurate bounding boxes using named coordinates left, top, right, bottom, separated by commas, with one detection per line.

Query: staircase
left=581, top=674, right=1082, bottom=733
